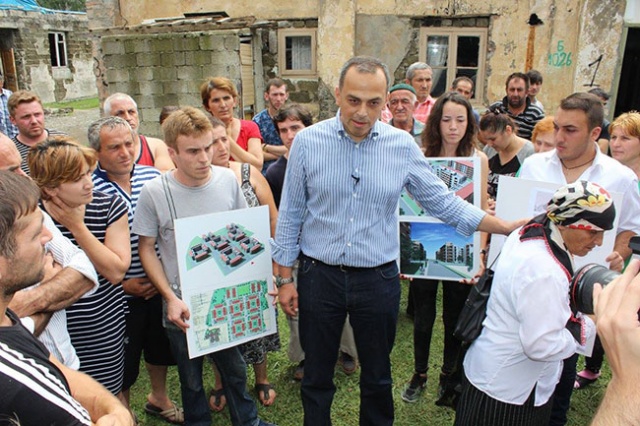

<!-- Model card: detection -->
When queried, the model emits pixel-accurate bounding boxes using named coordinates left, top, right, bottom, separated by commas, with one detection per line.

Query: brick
left=153, top=67, right=177, bottom=81
left=161, top=51, right=185, bottom=67
left=151, top=37, right=174, bottom=53
left=105, top=68, right=130, bottom=83
left=177, top=66, right=202, bottom=81
left=139, top=81, right=164, bottom=96
left=133, top=67, right=154, bottom=81
left=104, top=53, right=137, bottom=68
left=102, top=40, right=125, bottom=55
left=137, top=52, right=161, bottom=67
left=163, top=80, right=191, bottom=95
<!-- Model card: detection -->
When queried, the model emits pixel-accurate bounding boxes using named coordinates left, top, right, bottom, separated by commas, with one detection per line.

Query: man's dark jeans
left=297, top=254, right=400, bottom=426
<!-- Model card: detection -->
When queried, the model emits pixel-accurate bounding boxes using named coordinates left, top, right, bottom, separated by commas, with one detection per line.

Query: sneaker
left=338, top=351, right=357, bottom=375
left=257, top=420, right=277, bottom=426
left=293, top=360, right=305, bottom=381
left=574, top=369, right=601, bottom=390
left=401, top=373, right=427, bottom=403
left=434, top=373, right=461, bottom=409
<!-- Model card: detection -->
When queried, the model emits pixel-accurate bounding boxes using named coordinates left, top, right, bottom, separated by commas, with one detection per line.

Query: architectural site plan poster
left=174, top=205, right=276, bottom=358
left=399, top=157, right=481, bottom=281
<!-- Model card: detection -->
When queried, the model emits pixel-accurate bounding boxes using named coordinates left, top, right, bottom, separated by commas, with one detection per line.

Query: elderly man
left=0, top=171, right=133, bottom=426
left=489, top=72, right=544, bottom=140
left=0, top=133, right=98, bottom=369
left=89, top=117, right=182, bottom=423
left=253, top=78, right=289, bottom=174
left=386, top=83, right=424, bottom=148
left=272, top=55, right=524, bottom=425
left=405, top=62, right=435, bottom=124
left=8, top=90, right=65, bottom=175
left=103, top=92, right=173, bottom=171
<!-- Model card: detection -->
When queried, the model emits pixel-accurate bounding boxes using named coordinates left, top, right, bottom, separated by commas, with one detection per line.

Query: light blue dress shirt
left=271, top=111, right=486, bottom=268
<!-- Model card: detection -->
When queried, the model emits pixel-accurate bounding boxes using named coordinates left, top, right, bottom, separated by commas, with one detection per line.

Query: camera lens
left=570, top=264, right=620, bottom=314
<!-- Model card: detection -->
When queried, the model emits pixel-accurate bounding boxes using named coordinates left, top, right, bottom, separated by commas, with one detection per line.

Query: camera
left=570, top=236, right=640, bottom=314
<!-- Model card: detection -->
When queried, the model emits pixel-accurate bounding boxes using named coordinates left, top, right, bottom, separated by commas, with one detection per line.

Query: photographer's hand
left=605, top=251, right=624, bottom=273
left=590, top=259, right=640, bottom=425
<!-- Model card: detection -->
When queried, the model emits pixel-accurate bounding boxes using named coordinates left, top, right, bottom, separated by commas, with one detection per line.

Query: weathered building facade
left=0, top=1, right=97, bottom=103
left=87, top=0, right=639, bottom=134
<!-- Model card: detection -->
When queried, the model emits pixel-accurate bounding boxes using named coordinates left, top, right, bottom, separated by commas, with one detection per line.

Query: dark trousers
left=165, top=327, right=258, bottom=426
left=455, top=375, right=553, bottom=426
left=410, top=279, right=471, bottom=378
left=297, top=254, right=400, bottom=426
left=549, top=353, right=579, bottom=426
left=585, top=336, right=604, bottom=373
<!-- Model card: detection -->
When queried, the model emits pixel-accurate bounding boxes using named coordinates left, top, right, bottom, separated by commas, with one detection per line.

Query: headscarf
left=546, top=180, right=616, bottom=232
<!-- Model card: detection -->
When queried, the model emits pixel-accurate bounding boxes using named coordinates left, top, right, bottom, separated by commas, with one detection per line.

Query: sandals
left=255, top=383, right=277, bottom=406
left=144, top=401, right=184, bottom=425
left=208, top=388, right=227, bottom=412
left=574, top=369, right=601, bottom=390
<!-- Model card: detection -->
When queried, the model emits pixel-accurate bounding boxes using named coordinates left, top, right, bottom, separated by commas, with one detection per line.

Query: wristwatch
left=275, top=276, right=295, bottom=288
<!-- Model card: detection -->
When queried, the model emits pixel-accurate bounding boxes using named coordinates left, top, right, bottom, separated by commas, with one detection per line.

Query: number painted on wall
left=548, top=40, right=573, bottom=67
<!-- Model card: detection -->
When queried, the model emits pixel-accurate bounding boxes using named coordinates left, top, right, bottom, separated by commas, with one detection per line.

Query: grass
left=129, top=282, right=609, bottom=425
left=44, top=97, right=100, bottom=110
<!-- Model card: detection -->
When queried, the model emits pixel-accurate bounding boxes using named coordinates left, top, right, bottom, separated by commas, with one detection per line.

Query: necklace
left=560, top=153, right=596, bottom=170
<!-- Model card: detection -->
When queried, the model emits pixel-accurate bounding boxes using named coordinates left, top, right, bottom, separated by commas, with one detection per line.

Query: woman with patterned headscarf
left=454, top=180, right=616, bottom=426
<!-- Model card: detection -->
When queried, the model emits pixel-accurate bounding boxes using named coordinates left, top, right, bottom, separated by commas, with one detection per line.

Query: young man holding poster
left=133, top=107, right=273, bottom=426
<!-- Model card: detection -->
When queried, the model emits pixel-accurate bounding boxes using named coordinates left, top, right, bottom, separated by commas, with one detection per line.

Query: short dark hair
left=505, top=72, right=530, bottom=91
left=0, top=171, right=40, bottom=258
left=423, top=91, right=477, bottom=157
left=265, top=78, right=287, bottom=93
left=159, top=106, right=180, bottom=125
left=452, top=76, right=474, bottom=91
left=338, top=56, right=390, bottom=90
left=588, top=87, right=610, bottom=102
left=560, top=92, right=604, bottom=131
left=526, top=69, right=543, bottom=85
left=273, top=104, right=313, bottom=128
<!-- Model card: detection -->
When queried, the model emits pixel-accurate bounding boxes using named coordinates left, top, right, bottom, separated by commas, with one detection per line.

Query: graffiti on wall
left=548, top=40, right=572, bottom=67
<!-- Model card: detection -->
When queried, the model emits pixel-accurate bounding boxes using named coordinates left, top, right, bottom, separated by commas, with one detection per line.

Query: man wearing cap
left=387, top=83, right=424, bottom=149
left=455, top=180, right=615, bottom=426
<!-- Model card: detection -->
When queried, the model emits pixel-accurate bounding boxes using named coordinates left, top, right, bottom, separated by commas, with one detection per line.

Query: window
left=278, top=29, right=317, bottom=77
left=419, top=28, right=487, bottom=102
left=48, top=32, right=67, bottom=67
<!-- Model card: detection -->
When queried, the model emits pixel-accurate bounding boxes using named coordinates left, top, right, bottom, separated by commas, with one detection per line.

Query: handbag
left=453, top=253, right=499, bottom=346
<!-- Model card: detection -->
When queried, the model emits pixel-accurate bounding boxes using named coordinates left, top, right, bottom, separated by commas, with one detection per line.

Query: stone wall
left=0, top=10, right=97, bottom=103
left=100, top=30, right=242, bottom=137
left=254, top=19, right=320, bottom=118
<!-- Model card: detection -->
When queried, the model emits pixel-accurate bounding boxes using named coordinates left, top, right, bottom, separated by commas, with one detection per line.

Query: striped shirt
left=13, top=128, right=67, bottom=175
left=47, top=191, right=128, bottom=394
left=92, top=163, right=161, bottom=289
left=271, top=113, right=486, bottom=268
left=27, top=211, right=99, bottom=369
left=1, top=309, right=91, bottom=425
left=489, top=98, right=544, bottom=140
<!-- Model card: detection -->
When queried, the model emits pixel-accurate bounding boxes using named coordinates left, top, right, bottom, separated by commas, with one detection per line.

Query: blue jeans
left=297, top=254, right=400, bottom=426
left=165, top=326, right=258, bottom=426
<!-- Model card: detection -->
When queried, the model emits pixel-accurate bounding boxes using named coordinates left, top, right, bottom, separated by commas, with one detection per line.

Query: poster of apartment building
left=399, top=157, right=482, bottom=281
left=174, top=205, right=276, bottom=358
left=488, top=176, right=620, bottom=270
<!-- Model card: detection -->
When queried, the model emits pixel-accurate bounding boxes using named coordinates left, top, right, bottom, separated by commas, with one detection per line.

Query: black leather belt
left=301, top=253, right=395, bottom=272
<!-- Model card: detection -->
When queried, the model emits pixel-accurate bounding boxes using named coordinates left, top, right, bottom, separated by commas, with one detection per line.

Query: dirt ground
left=45, top=107, right=101, bottom=145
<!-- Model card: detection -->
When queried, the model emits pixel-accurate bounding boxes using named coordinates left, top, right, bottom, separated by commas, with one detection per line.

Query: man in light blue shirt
left=0, top=72, right=17, bottom=138
left=271, top=56, right=523, bottom=426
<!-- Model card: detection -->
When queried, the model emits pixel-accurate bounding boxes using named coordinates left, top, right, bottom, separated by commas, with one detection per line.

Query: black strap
left=162, top=173, right=178, bottom=221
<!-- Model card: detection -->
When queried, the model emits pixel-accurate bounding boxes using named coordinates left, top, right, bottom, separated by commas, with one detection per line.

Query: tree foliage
left=38, top=0, right=86, bottom=12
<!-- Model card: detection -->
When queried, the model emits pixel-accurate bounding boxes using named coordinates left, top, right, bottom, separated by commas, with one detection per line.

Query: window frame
left=278, top=28, right=317, bottom=77
left=48, top=32, right=68, bottom=68
left=419, top=27, right=487, bottom=104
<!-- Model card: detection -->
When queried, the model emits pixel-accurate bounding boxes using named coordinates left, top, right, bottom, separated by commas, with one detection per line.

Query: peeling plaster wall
left=94, top=0, right=626, bottom=115
left=0, top=10, right=97, bottom=103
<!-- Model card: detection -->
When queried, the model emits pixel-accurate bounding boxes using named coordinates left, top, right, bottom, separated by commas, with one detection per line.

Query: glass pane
left=427, top=36, right=449, bottom=67
left=455, top=68, right=478, bottom=100
left=457, top=36, right=479, bottom=67
left=285, top=36, right=312, bottom=70
left=431, top=68, right=448, bottom=98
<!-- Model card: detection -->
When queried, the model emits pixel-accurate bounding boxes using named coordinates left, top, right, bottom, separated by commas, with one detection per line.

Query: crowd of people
left=1, top=55, right=640, bottom=426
